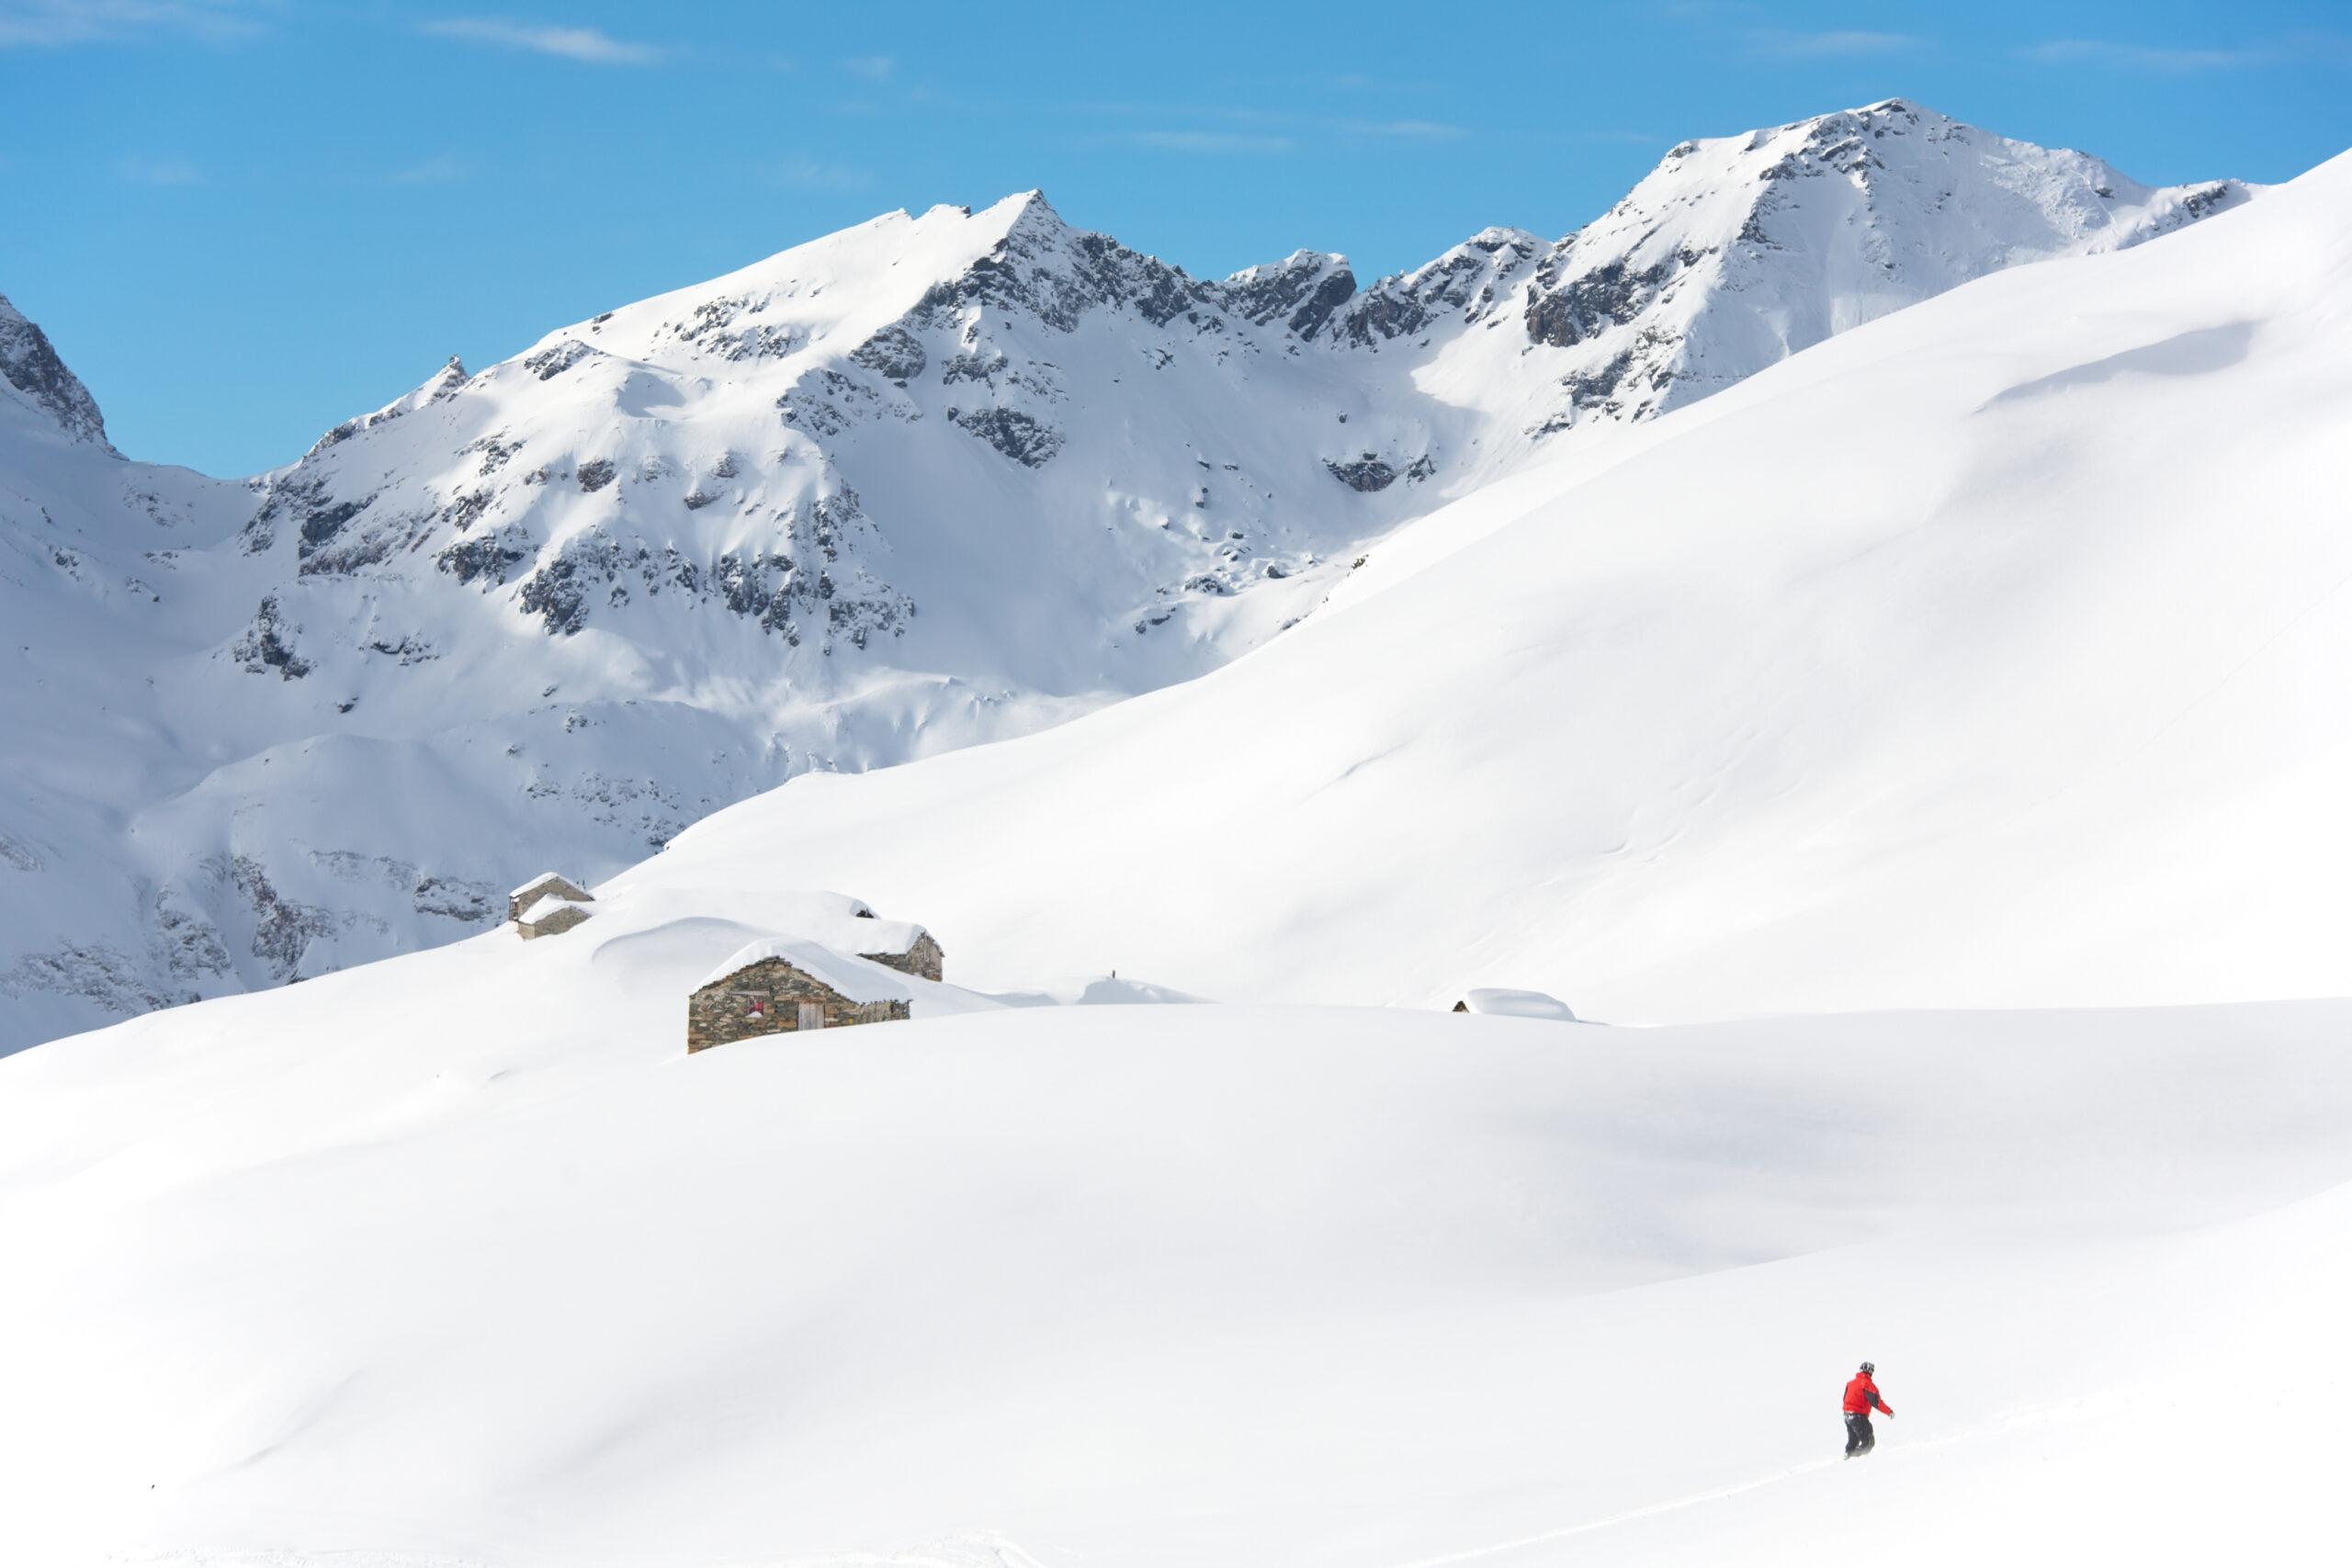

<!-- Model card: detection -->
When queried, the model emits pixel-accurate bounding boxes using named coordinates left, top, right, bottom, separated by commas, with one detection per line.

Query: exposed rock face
left=910, top=196, right=1211, bottom=333
left=0, top=294, right=116, bottom=450
left=1220, top=250, right=1359, bottom=338
left=1327, top=229, right=1541, bottom=347
left=1325, top=455, right=1397, bottom=492
left=232, top=594, right=311, bottom=679
left=947, top=405, right=1062, bottom=467
left=849, top=325, right=927, bottom=381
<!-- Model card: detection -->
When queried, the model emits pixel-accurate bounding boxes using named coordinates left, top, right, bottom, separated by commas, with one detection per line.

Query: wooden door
left=797, top=1001, right=825, bottom=1032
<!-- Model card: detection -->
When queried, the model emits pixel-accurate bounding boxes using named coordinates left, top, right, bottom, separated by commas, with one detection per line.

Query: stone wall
left=685, top=956, right=912, bottom=1053
left=860, top=930, right=944, bottom=982
left=517, top=902, right=593, bottom=941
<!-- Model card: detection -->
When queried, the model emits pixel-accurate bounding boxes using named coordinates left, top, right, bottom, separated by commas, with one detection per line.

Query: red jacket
left=1844, top=1372, right=1893, bottom=1416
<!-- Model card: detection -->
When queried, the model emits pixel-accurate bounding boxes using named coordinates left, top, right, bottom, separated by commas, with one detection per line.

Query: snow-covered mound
left=0, top=100, right=2252, bottom=1050
left=4, top=886, right=2351, bottom=1564
left=628, top=142, right=2348, bottom=1021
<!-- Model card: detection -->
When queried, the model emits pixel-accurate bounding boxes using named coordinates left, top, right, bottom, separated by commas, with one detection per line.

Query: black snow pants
left=1844, top=1412, right=1875, bottom=1457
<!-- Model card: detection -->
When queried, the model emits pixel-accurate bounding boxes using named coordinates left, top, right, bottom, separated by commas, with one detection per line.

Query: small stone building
left=510, top=872, right=593, bottom=924
left=687, top=938, right=914, bottom=1053
left=847, top=911, right=944, bottom=982
left=516, top=892, right=594, bottom=941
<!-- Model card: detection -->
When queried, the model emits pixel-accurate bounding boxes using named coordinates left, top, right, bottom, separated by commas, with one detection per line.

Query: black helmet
left=1859, top=1361, right=1875, bottom=1374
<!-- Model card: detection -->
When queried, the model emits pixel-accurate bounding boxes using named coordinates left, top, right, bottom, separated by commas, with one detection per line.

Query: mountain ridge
left=628, top=141, right=2340, bottom=1021
left=0, top=292, right=117, bottom=453
left=0, top=98, right=2261, bottom=1049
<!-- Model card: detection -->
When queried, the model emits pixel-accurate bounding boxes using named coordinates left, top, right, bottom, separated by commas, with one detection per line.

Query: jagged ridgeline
left=0, top=100, right=2255, bottom=1049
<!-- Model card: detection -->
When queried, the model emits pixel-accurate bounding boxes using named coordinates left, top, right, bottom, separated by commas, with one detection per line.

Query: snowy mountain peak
left=1325, top=227, right=1544, bottom=345
left=0, top=294, right=115, bottom=452
left=297, top=354, right=472, bottom=461
left=1509, top=96, right=2257, bottom=427
left=1220, top=249, right=1359, bottom=339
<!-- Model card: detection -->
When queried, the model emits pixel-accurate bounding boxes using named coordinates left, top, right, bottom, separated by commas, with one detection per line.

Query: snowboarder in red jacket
left=1843, top=1362, right=1894, bottom=1457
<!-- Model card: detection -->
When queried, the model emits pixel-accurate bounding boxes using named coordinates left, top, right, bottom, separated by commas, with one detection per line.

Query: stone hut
left=515, top=890, right=594, bottom=940
left=846, top=910, right=945, bottom=982
left=687, top=938, right=914, bottom=1054
left=510, top=872, right=593, bottom=923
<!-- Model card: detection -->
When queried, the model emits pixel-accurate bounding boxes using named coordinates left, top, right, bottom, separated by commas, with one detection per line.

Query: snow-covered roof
left=1461, top=988, right=1577, bottom=1021
left=846, top=918, right=930, bottom=958
left=511, top=871, right=591, bottom=902
left=697, top=939, right=913, bottom=1006
left=517, top=892, right=590, bottom=925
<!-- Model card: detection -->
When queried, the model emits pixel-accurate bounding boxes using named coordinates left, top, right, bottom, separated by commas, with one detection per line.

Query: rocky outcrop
left=0, top=294, right=116, bottom=450
left=1220, top=251, right=1358, bottom=339
left=1329, top=230, right=1540, bottom=346
left=946, top=405, right=1062, bottom=467
left=232, top=594, right=310, bottom=679
left=911, top=193, right=1214, bottom=333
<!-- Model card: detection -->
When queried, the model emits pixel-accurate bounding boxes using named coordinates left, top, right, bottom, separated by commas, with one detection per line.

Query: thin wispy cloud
left=424, top=17, right=662, bottom=65
left=772, top=153, right=869, bottom=190
left=1328, top=118, right=1464, bottom=141
left=1082, top=104, right=1460, bottom=155
left=842, top=54, right=893, bottom=81
left=2287, top=29, right=2352, bottom=65
left=1124, top=130, right=1297, bottom=155
left=1752, top=28, right=1928, bottom=58
left=2022, top=38, right=2269, bottom=73
left=115, top=153, right=201, bottom=185
left=388, top=153, right=469, bottom=185
left=0, top=0, right=261, bottom=47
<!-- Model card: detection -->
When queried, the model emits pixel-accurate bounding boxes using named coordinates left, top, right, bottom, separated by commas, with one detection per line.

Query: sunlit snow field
left=4, top=885, right=2351, bottom=1566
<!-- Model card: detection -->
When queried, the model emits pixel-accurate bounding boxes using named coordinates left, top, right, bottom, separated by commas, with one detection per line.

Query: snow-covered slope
left=4, top=894, right=2351, bottom=1565
left=626, top=142, right=2349, bottom=1021
left=0, top=100, right=2254, bottom=1049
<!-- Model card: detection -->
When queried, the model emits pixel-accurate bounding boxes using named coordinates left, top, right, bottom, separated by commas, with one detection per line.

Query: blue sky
left=4, top=0, right=2347, bottom=476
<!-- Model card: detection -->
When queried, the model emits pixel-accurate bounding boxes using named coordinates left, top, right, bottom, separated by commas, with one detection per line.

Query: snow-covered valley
left=0, top=100, right=2255, bottom=1050
left=4, top=87, right=2351, bottom=1568
left=5, top=891, right=2351, bottom=1566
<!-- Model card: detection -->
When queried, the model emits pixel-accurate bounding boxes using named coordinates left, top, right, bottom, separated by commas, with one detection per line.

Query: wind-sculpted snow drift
left=0, top=100, right=2253, bottom=1048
